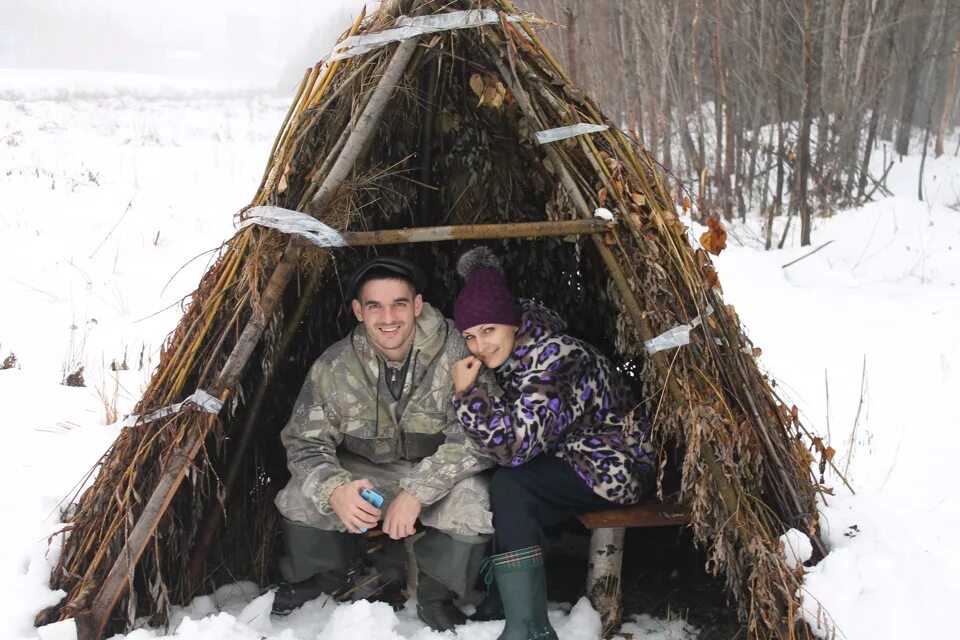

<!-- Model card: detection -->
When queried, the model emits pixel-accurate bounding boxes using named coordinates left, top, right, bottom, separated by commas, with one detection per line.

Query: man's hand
left=452, top=356, right=482, bottom=393
left=381, top=489, right=422, bottom=540
left=329, top=479, right=382, bottom=534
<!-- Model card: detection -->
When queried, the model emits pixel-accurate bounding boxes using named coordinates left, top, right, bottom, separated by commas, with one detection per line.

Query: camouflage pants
left=280, top=451, right=494, bottom=539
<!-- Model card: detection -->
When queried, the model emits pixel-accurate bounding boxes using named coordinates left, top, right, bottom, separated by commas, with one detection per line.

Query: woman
left=450, top=247, right=655, bottom=640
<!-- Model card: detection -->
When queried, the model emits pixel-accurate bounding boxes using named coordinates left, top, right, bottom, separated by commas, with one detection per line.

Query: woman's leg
left=482, top=456, right=615, bottom=639
left=490, top=455, right=615, bottom=552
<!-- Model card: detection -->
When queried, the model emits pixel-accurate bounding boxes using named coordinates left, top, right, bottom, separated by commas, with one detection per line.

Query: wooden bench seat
left=577, top=501, right=691, bottom=530
left=399, top=501, right=690, bottom=636
left=578, top=501, right=691, bottom=637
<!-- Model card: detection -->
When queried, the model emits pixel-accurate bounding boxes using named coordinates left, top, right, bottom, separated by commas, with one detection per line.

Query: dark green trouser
left=278, top=518, right=359, bottom=583
left=280, top=518, right=486, bottom=597
left=414, top=529, right=487, bottom=598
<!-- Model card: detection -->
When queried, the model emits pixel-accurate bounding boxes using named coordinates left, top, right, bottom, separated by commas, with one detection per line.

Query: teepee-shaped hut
left=41, top=2, right=828, bottom=638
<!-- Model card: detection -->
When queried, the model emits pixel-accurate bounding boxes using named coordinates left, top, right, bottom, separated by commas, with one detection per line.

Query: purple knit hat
left=454, top=247, right=521, bottom=331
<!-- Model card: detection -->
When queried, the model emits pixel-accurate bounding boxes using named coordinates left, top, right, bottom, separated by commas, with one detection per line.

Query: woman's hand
left=452, top=356, right=482, bottom=393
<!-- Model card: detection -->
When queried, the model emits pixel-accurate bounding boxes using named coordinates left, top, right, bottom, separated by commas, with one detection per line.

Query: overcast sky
left=1, top=0, right=373, bottom=89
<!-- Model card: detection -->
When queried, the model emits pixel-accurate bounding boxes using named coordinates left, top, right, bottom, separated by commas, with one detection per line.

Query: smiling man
left=273, top=256, right=494, bottom=630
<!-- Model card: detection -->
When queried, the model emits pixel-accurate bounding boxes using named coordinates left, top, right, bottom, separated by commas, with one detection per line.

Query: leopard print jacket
left=453, top=300, right=655, bottom=504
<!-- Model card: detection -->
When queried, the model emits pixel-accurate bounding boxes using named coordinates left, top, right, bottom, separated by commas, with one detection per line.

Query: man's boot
left=413, top=529, right=487, bottom=631
left=469, top=581, right=504, bottom=621
left=272, top=568, right=351, bottom=615
left=490, top=546, right=558, bottom=640
left=271, top=520, right=358, bottom=615
left=416, top=571, right=466, bottom=630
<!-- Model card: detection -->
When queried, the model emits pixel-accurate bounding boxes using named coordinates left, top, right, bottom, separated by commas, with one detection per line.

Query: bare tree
left=521, top=0, right=959, bottom=247
left=935, top=25, right=960, bottom=156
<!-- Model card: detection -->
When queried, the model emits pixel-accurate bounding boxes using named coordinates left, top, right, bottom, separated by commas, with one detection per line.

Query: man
left=273, top=256, right=493, bottom=630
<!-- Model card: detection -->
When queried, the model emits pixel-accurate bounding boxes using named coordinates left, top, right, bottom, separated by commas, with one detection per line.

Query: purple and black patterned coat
left=453, top=300, right=656, bottom=504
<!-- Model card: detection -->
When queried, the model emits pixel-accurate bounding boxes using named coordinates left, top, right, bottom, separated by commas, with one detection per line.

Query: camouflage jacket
left=275, top=303, right=493, bottom=523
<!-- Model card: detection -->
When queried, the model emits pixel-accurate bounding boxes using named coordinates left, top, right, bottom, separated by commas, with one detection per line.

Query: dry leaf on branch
left=811, top=437, right=835, bottom=461
left=277, top=162, right=293, bottom=194
left=481, top=86, right=501, bottom=108
left=812, top=436, right=836, bottom=479
left=700, top=215, right=727, bottom=255
left=703, top=264, right=722, bottom=292
left=470, top=73, right=508, bottom=109
left=778, top=403, right=792, bottom=422
left=469, top=74, right=484, bottom=97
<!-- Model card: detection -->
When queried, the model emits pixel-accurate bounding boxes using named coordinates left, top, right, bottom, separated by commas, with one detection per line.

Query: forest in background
left=524, top=0, right=960, bottom=247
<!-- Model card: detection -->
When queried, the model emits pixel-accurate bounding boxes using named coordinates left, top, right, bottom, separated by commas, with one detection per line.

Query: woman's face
left=461, top=323, right=518, bottom=369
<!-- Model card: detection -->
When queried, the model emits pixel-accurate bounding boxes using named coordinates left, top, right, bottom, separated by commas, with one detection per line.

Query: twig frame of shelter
left=40, top=1, right=832, bottom=639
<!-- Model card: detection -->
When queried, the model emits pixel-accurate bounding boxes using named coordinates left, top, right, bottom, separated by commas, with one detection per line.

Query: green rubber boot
left=490, top=546, right=558, bottom=640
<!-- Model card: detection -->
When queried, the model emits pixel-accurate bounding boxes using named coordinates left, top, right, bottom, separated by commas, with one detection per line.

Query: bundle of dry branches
left=42, top=2, right=828, bottom=638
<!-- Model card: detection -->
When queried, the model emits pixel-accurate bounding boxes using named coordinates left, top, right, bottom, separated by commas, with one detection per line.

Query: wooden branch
left=185, top=266, right=323, bottom=588
left=80, top=247, right=302, bottom=640
left=307, top=37, right=422, bottom=216
left=334, top=218, right=612, bottom=246
left=780, top=240, right=835, bottom=269
left=77, top=37, right=423, bottom=640
left=489, top=38, right=754, bottom=553
left=489, top=47, right=676, bottom=385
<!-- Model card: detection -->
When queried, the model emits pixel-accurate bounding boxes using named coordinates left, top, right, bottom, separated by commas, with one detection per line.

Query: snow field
left=715, top=140, right=960, bottom=638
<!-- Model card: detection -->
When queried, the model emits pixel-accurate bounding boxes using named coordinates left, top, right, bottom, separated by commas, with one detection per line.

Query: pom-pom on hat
left=454, top=247, right=521, bottom=331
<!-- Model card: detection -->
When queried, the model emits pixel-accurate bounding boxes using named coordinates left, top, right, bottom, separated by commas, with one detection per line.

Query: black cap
left=348, top=257, right=427, bottom=300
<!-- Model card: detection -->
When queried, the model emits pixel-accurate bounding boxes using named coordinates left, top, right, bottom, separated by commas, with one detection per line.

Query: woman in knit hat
left=450, top=247, right=656, bottom=640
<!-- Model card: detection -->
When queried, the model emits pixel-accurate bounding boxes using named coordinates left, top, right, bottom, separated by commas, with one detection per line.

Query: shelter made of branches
left=41, top=2, right=828, bottom=638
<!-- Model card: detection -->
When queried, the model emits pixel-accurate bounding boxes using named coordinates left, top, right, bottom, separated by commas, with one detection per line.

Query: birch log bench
left=577, top=500, right=692, bottom=637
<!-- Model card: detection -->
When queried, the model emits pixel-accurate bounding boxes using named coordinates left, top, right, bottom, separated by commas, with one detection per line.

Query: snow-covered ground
left=1, top=69, right=958, bottom=639
left=717, top=147, right=960, bottom=638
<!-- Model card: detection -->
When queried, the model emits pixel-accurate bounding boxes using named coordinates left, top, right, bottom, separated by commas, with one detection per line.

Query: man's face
left=352, top=278, right=423, bottom=361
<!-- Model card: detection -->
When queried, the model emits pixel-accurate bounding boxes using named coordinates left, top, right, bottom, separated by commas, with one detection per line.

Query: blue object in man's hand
left=360, top=488, right=384, bottom=508
left=357, top=488, right=384, bottom=533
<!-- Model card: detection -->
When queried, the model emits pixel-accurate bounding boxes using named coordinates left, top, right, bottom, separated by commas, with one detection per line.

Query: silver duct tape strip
left=241, top=206, right=347, bottom=249
left=535, top=123, right=609, bottom=144
left=644, top=305, right=715, bottom=355
left=329, top=10, right=521, bottom=61
left=123, top=389, right=223, bottom=428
